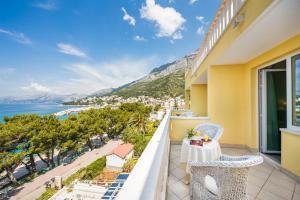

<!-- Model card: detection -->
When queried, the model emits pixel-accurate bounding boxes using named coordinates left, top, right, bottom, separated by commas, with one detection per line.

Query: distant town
left=57, top=95, right=185, bottom=117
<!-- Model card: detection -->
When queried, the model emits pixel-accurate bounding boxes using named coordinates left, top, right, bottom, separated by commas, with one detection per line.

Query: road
left=10, top=140, right=121, bottom=200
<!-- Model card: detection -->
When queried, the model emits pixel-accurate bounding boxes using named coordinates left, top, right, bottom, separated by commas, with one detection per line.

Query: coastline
left=0, top=103, right=94, bottom=122
left=53, top=105, right=101, bottom=117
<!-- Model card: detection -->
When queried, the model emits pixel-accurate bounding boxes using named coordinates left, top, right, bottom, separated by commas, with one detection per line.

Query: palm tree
left=128, top=112, right=148, bottom=135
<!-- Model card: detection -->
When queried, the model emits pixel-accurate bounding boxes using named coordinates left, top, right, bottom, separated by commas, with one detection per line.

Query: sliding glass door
left=261, top=69, right=287, bottom=153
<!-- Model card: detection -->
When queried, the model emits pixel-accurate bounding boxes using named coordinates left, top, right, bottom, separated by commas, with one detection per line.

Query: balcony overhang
left=191, top=69, right=207, bottom=85
left=213, top=0, right=300, bottom=65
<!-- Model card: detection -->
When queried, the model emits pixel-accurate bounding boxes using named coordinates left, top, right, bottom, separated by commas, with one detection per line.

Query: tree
left=122, top=126, right=148, bottom=156
left=77, top=109, right=105, bottom=150
left=32, top=115, right=61, bottom=168
left=102, top=108, right=128, bottom=138
left=0, top=123, right=24, bottom=183
left=57, top=115, right=82, bottom=165
left=128, top=112, right=148, bottom=135
left=154, top=104, right=161, bottom=112
left=0, top=151, right=24, bottom=183
left=5, top=114, right=41, bottom=173
left=127, top=103, right=151, bottom=136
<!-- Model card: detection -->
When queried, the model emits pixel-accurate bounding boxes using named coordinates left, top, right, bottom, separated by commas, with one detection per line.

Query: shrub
left=123, top=158, right=138, bottom=172
left=63, top=157, right=106, bottom=186
left=81, top=157, right=106, bottom=180
left=36, top=188, right=58, bottom=200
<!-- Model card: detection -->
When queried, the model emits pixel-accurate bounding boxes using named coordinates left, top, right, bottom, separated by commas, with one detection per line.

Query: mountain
left=110, top=69, right=185, bottom=98
left=90, top=88, right=115, bottom=97
left=92, top=54, right=195, bottom=98
left=0, top=94, right=84, bottom=104
left=0, top=54, right=195, bottom=104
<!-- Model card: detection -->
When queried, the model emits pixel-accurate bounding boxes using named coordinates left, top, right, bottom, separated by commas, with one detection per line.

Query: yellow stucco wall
left=204, top=34, right=300, bottom=147
left=281, top=131, right=300, bottom=177
left=208, top=65, right=246, bottom=145
left=169, top=117, right=210, bottom=143
left=185, top=69, right=192, bottom=110
left=190, top=84, right=207, bottom=116
left=185, top=69, right=191, bottom=90
left=185, top=90, right=190, bottom=110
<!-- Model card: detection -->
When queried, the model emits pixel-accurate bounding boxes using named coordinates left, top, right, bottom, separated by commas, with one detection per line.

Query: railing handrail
left=191, top=0, right=246, bottom=75
left=116, top=110, right=171, bottom=200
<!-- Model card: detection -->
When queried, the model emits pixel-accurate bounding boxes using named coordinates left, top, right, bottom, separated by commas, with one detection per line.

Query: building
left=106, top=143, right=134, bottom=171
left=184, top=0, right=300, bottom=178
left=115, top=0, right=300, bottom=199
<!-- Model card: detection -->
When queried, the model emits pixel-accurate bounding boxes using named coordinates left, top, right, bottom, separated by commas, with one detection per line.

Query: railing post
left=190, top=0, right=247, bottom=75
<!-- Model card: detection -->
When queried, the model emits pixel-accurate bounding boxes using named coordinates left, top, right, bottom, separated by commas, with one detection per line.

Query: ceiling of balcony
left=214, top=0, right=300, bottom=65
left=192, top=69, right=207, bottom=84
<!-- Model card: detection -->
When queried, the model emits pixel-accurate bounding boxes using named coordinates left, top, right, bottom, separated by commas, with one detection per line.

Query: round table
left=180, top=137, right=221, bottom=174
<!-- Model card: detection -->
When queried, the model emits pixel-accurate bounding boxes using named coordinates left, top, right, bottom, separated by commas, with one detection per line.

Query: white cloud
left=0, top=28, right=32, bottom=45
left=195, top=16, right=204, bottom=22
left=0, top=67, right=16, bottom=74
left=21, top=82, right=51, bottom=93
left=57, top=57, right=156, bottom=94
left=195, top=16, right=209, bottom=25
left=32, top=0, right=56, bottom=11
left=189, top=0, right=198, bottom=5
left=196, top=26, right=205, bottom=35
left=172, top=32, right=183, bottom=40
left=140, top=0, right=186, bottom=40
left=57, top=43, right=88, bottom=58
left=122, top=8, right=136, bottom=26
left=169, top=0, right=175, bottom=3
left=133, top=35, right=147, bottom=41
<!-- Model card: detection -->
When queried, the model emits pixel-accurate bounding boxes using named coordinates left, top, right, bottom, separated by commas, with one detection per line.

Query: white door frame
left=260, top=68, right=286, bottom=154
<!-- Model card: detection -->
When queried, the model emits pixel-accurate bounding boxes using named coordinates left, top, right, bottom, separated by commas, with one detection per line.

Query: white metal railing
left=116, top=110, right=171, bottom=200
left=191, top=0, right=246, bottom=75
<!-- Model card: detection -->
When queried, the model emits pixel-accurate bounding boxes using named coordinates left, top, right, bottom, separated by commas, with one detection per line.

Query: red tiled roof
left=110, top=143, right=134, bottom=159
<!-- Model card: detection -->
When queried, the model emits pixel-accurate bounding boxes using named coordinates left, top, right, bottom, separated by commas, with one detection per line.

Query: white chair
left=193, top=123, right=223, bottom=141
left=189, top=155, right=263, bottom=200
left=180, top=111, right=194, bottom=117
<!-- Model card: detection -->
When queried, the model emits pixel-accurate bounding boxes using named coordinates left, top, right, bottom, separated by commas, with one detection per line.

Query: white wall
left=116, top=110, right=171, bottom=200
left=125, top=150, right=134, bottom=160
left=106, top=155, right=125, bottom=170
left=106, top=150, right=133, bottom=170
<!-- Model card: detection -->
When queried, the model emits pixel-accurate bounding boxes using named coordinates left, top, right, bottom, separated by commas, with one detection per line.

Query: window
left=292, top=54, right=300, bottom=126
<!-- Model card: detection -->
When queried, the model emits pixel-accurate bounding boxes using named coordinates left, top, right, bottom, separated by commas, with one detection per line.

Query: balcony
left=168, top=145, right=299, bottom=200
left=116, top=110, right=300, bottom=200
left=191, top=0, right=246, bottom=75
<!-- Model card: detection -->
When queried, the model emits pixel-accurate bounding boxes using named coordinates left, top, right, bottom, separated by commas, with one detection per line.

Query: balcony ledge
left=280, top=128, right=300, bottom=136
left=170, top=116, right=210, bottom=120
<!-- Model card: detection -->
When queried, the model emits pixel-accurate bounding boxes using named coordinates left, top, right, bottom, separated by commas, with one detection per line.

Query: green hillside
left=110, top=69, right=185, bottom=98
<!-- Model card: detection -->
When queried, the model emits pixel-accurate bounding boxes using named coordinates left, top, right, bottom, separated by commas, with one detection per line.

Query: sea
left=0, top=103, right=79, bottom=123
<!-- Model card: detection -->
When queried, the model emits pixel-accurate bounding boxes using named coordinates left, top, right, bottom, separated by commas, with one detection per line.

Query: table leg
left=184, top=174, right=190, bottom=185
left=180, top=163, right=190, bottom=185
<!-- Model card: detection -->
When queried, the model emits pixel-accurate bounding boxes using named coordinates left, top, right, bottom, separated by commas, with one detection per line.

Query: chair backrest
left=194, top=123, right=223, bottom=141
left=189, top=155, right=264, bottom=168
left=180, top=111, right=193, bottom=117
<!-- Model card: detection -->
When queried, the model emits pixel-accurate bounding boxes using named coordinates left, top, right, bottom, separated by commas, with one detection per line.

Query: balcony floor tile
left=167, top=191, right=180, bottom=200
left=170, top=166, right=186, bottom=180
left=168, top=180, right=189, bottom=199
left=167, top=145, right=298, bottom=200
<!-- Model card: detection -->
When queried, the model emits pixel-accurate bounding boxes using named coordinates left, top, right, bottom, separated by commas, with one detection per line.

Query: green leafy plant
left=63, top=157, right=106, bottom=186
left=123, top=158, right=138, bottom=172
left=36, top=188, right=58, bottom=200
left=187, top=128, right=195, bottom=139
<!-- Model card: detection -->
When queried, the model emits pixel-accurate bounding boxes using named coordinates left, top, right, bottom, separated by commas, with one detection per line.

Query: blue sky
left=0, top=0, right=220, bottom=97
